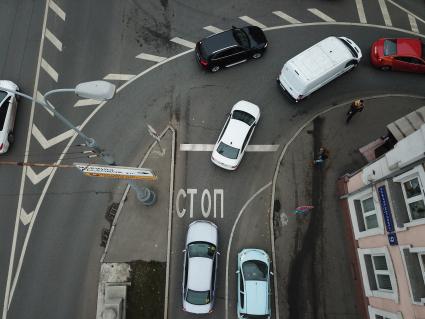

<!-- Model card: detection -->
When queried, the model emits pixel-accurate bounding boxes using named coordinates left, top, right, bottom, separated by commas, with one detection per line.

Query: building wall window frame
left=348, top=187, right=385, bottom=239
left=368, top=306, right=403, bottom=319
left=358, top=247, right=399, bottom=302
left=399, top=245, right=425, bottom=305
left=393, top=165, right=425, bottom=228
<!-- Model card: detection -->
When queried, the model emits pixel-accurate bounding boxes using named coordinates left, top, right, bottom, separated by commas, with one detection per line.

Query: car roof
left=199, top=29, right=238, bottom=55
left=221, top=119, right=250, bottom=149
left=187, top=257, right=213, bottom=291
left=245, top=281, right=269, bottom=315
left=396, top=38, right=423, bottom=57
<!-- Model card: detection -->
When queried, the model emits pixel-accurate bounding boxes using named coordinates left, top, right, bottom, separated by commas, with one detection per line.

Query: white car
left=182, top=220, right=218, bottom=314
left=0, top=80, right=19, bottom=154
left=211, top=100, right=260, bottom=170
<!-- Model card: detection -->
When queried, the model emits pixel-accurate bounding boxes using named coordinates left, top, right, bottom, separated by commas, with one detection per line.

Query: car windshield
left=240, top=315, right=270, bottom=319
left=186, top=289, right=210, bottom=305
left=232, top=29, right=250, bottom=48
left=232, top=110, right=255, bottom=126
left=0, top=91, right=7, bottom=104
left=338, top=38, right=358, bottom=58
left=384, top=39, right=397, bottom=56
left=217, top=142, right=239, bottom=159
left=242, top=260, right=268, bottom=281
left=0, top=96, right=10, bottom=131
left=188, top=242, right=216, bottom=259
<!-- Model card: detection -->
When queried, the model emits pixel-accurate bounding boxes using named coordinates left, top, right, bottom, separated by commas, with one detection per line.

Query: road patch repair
left=96, top=126, right=175, bottom=319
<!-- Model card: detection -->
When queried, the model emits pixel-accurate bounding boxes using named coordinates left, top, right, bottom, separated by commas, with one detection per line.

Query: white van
left=277, top=36, right=362, bottom=102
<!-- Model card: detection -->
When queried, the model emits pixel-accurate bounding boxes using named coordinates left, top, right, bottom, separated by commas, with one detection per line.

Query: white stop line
left=180, top=144, right=279, bottom=152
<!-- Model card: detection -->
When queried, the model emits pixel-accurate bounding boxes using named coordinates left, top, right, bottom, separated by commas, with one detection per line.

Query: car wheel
left=8, top=133, right=14, bottom=145
left=211, top=66, right=220, bottom=73
left=380, top=65, right=391, bottom=71
left=252, top=52, right=262, bottom=59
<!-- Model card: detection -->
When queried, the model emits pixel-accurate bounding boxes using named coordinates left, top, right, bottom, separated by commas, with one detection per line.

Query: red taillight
left=0, top=143, right=3, bottom=150
left=378, top=58, right=383, bottom=62
left=200, top=59, right=208, bottom=66
left=374, top=46, right=378, bottom=57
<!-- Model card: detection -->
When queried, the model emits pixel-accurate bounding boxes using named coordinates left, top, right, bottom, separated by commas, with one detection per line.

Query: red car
left=370, top=38, right=425, bottom=73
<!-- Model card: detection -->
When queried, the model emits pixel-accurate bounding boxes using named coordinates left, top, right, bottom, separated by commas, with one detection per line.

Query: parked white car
left=277, top=36, right=362, bottom=102
left=182, top=220, right=218, bottom=314
left=0, top=80, right=19, bottom=154
left=211, top=100, right=260, bottom=170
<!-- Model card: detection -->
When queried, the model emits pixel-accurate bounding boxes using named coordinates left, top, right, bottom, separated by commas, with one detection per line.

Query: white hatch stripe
left=32, top=124, right=77, bottom=150
left=45, top=28, right=62, bottom=51
left=103, top=74, right=135, bottom=81
left=203, top=25, right=224, bottom=34
left=136, top=53, right=167, bottom=63
left=408, top=14, right=419, bottom=33
left=73, top=99, right=102, bottom=107
left=355, top=0, right=367, bottom=24
left=272, top=11, right=301, bottom=24
left=170, top=37, right=196, bottom=49
left=26, top=167, right=54, bottom=185
left=19, top=209, right=34, bottom=226
left=48, top=0, right=66, bottom=21
left=41, top=58, right=58, bottom=82
left=36, top=91, right=54, bottom=116
left=180, top=144, right=279, bottom=152
left=378, top=0, right=392, bottom=26
left=307, top=8, right=336, bottom=22
left=239, top=16, right=267, bottom=29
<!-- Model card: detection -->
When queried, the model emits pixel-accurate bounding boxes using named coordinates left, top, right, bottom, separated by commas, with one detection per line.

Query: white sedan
left=0, top=80, right=19, bottom=154
left=211, top=100, right=260, bottom=170
left=182, top=220, right=218, bottom=314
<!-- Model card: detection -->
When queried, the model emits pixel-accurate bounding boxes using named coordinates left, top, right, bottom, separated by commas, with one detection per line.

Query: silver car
left=182, top=220, right=218, bottom=314
left=0, top=80, right=19, bottom=154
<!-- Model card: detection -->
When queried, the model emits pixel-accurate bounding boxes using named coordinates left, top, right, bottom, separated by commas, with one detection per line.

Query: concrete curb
left=269, top=94, right=425, bottom=319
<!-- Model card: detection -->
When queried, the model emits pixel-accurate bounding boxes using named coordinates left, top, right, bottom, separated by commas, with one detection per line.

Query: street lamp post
left=0, top=81, right=156, bottom=205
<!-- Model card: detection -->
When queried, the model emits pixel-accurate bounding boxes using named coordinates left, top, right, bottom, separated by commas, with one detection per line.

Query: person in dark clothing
left=312, top=146, right=330, bottom=167
left=346, top=99, right=364, bottom=123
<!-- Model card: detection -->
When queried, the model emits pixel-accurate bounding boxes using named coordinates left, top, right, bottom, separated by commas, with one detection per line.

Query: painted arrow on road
left=32, top=124, right=77, bottom=150
left=26, top=166, right=54, bottom=185
left=19, top=208, right=34, bottom=226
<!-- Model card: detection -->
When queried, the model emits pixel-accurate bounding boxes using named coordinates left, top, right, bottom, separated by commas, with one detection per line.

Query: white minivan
left=277, top=36, right=362, bottom=102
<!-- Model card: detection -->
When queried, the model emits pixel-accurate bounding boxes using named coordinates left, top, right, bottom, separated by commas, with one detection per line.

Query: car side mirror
left=270, top=271, right=274, bottom=276
left=236, top=270, right=240, bottom=274
left=217, top=251, right=220, bottom=255
left=182, top=249, right=186, bottom=253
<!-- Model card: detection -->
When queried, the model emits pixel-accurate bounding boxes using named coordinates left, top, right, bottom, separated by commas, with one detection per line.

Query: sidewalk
left=272, top=96, right=425, bottom=319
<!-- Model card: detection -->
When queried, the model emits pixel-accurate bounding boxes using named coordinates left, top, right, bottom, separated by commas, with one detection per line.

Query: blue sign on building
left=378, top=185, right=398, bottom=246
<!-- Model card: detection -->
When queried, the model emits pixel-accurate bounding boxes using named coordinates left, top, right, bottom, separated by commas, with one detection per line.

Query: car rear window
left=384, top=39, right=397, bottom=56
left=186, top=289, right=210, bottom=305
left=242, top=260, right=268, bottom=281
left=232, top=110, right=255, bottom=126
left=0, top=96, right=11, bottom=131
left=217, top=142, right=239, bottom=159
left=338, top=38, right=358, bottom=58
left=188, top=242, right=216, bottom=259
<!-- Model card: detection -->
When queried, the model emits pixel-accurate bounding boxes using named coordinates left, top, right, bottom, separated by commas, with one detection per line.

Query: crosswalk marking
left=239, top=16, right=267, bottom=29
left=73, top=99, right=102, bottom=108
left=20, top=208, right=34, bottom=226
left=272, top=11, right=301, bottom=24
left=355, top=0, right=367, bottom=24
left=26, top=166, right=54, bottom=185
left=103, top=74, right=135, bottom=81
left=32, top=124, right=77, bottom=150
left=36, top=91, right=54, bottom=116
left=170, top=37, right=196, bottom=49
left=136, top=53, right=167, bottom=63
left=203, top=26, right=224, bottom=34
left=180, top=144, right=279, bottom=152
left=41, top=58, right=58, bottom=82
left=48, top=0, right=66, bottom=21
left=378, top=0, right=392, bottom=26
left=45, top=28, right=62, bottom=51
left=408, top=14, right=419, bottom=33
left=307, top=8, right=336, bottom=22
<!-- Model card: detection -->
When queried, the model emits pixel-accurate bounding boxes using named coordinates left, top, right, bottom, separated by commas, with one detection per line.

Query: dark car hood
left=243, top=26, right=267, bottom=48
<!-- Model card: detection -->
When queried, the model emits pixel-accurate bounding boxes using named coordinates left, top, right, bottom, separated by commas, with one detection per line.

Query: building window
left=400, top=245, right=425, bottom=305
left=348, top=188, right=384, bottom=239
left=368, top=306, right=403, bottom=319
left=358, top=248, right=398, bottom=301
left=402, top=177, right=425, bottom=221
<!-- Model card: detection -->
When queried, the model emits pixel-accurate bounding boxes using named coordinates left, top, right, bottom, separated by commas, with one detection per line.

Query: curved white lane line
left=268, top=93, right=425, bottom=319
left=224, top=182, right=272, bottom=319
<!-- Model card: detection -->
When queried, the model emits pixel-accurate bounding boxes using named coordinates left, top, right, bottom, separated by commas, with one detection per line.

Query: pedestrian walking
left=346, top=99, right=364, bottom=124
left=312, top=146, right=330, bottom=167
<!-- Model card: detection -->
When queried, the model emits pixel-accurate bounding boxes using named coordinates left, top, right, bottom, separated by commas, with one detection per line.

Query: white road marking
left=73, top=99, right=102, bottom=107
left=136, top=53, right=167, bottom=63
left=32, top=124, right=77, bottom=149
left=239, top=16, right=267, bottom=29
left=307, top=8, right=336, bottom=22
left=19, top=209, right=34, bottom=226
left=41, top=58, right=58, bottom=82
left=378, top=0, right=392, bottom=26
left=170, top=37, right=196, bottom=49
left=36, top=91, right=54, bottom=116
left=225, top=182, right=272, bottom=319
left=272, top=11, right=301, bottom=24
left=408, top=14, right=419, bottom=33
left=203, top=25, right=224, bottom=33
left=355, top=0, right=367, bottom=24
left=387, top=0, right=425, bottom=24
left=103, top=74, right=135, bottom=81
left=179, top=144, right=279, bottom=152
left=44, top=28, right=62, bottom=51
left=48, top=0, right=66, bottom=21
left=26, top=167, right=54, bottom=185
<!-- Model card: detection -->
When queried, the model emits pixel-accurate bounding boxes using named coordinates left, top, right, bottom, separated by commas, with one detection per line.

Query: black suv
left=195, top=26, right=268, bottom=72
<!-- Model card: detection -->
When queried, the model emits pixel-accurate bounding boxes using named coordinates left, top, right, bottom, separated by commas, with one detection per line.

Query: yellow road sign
left=73, top=163, right=157, bottom=180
